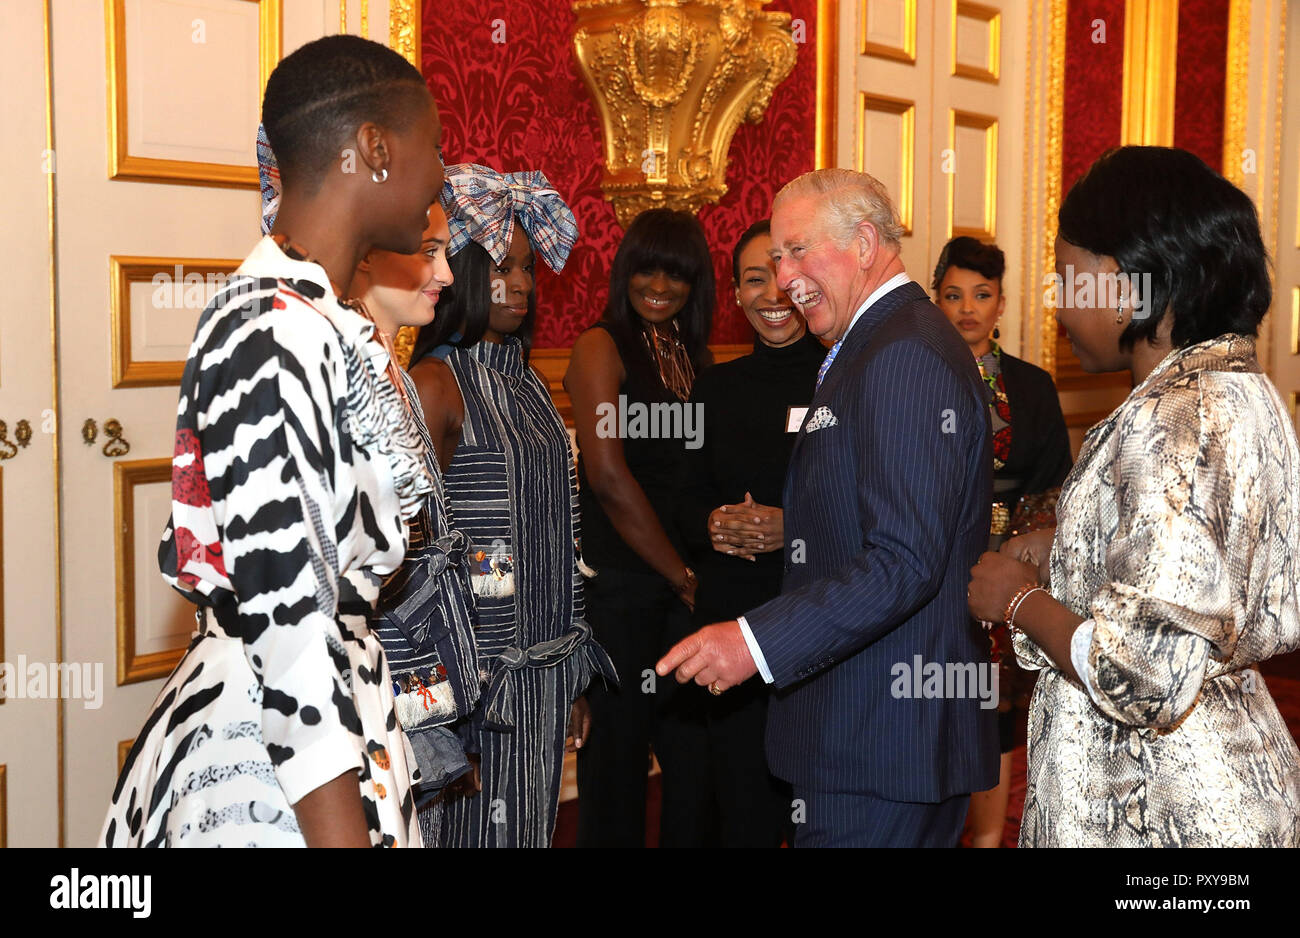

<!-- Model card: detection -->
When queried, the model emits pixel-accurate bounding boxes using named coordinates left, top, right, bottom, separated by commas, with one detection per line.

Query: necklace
left=640, top=318, right=695, bottom=401
left=271, top=234, right=410, bottom=403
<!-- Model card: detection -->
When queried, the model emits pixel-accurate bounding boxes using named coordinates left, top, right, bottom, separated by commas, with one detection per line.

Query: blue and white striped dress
left=427, top=336, right=614, bottom=847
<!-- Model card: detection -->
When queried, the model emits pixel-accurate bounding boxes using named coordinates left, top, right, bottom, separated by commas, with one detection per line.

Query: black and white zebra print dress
left=101, top=236, right=433, bottom=847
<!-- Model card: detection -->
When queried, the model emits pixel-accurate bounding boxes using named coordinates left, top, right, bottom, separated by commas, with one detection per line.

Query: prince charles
left=657, top=169, right=997, bottom=846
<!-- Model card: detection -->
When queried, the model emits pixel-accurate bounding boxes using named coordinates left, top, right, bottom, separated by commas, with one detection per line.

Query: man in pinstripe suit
left=657, top=169, right=997, bottom=846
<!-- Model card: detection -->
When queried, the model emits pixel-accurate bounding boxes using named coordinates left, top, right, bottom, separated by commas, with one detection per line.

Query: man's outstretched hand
left=655, top=620, right=759, bottom=693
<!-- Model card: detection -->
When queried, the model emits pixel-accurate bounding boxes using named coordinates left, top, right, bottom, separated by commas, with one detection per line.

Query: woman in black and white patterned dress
left=102, top=35, right=447, bottom=848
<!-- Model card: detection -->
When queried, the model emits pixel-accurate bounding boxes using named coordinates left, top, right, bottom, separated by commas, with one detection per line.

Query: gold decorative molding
left=110, top=256, right=241, bottom=388
left=952, top=0, right=1001, bottom=83
left=572, top=0, right=797, bottom=227
left=815, top=0, right=838, bottom=169
left=389, top=0, right=422, bottom=363
left=1039, top=0, right=1067, bottom=377
left=43, top=0, right=66, bottom=848
left=115, top=459, right=186, bottom=685
left=858, top=93, right=915, bottom=233
left=1291, top=286, right=1299, bottom=357
left=1120, top=0, right=1179, bottom=147
left=106, top=0, right=282, bottom=188
left=1222, top=0, right=1251, bottom=187
left=389, top=0, right=421, bottom=67
left=861, top=0, right=917, bottom=63
left=948, top=109, right=998, bottom=240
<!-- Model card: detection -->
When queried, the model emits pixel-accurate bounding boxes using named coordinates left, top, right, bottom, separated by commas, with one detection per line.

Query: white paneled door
left=836, top=0, right=1032, bottom=356
left=0, top=0, right=338, bottom=847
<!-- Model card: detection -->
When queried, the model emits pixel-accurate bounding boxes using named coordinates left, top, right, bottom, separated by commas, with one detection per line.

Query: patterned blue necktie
left=815, top=337, right=843, bottom=390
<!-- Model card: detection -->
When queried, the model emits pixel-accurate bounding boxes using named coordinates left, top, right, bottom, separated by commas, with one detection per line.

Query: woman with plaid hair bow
left=409, top=163, right=616, bottom=847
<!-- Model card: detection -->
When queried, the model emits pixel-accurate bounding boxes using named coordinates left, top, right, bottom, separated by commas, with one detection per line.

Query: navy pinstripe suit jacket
left=745, top=280, right=999, bottom=803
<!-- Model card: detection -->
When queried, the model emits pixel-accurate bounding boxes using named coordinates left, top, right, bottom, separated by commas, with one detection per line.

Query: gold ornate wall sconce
left=572, top=0, right=798, bottom=227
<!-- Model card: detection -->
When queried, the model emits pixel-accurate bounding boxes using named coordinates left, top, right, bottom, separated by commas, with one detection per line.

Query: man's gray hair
left=773, top=168, right=905, bottom=249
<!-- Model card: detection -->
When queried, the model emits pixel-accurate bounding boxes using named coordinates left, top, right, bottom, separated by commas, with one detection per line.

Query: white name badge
left=786, top=406, right=809, bottom=433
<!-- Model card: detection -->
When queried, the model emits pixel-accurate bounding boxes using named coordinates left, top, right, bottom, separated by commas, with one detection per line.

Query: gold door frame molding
left=1292, top=287, right=1299, bottom=356
left=115, top=458, right=186, bottom=686
left=1022, top=0, right=1067, bottom=377
left=861, top=0, right=917, bottom=63
left=952, top=0, right=1002, bottom=84
left=1120, top=0, right=1179, bottom=146
left=106, top=0, right=282, bottom=188
left=948, top=109, right=999, bottom=240
left=1222, top=0, right=1251, bottom=186
left=858, top=92, right=916, bottom=233
left=815, top=0, right=838, bottom=169
left=110, top=256, right=242, bottom=388
left=43, top=0, right=68, bottom=848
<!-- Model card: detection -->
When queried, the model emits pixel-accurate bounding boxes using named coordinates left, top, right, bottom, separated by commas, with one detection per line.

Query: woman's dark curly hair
left=931, top=236, right=1005, bottom=293
left=1058, top=146, right=1271, bottom=351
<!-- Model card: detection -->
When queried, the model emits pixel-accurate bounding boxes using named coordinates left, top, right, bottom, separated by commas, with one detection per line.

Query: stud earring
left=372, top=168, right=388, bottom=184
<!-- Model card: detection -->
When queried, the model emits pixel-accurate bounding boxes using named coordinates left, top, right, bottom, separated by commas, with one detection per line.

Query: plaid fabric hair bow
left=440, top=163, right=578, bottom=273
left=257, top=123, right=281, bottom=235
left=256, top=122, right=282, bottom=233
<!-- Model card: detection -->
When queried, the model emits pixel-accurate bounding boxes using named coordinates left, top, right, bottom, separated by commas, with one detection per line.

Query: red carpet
left=553, top=651, right=1300, bottom=848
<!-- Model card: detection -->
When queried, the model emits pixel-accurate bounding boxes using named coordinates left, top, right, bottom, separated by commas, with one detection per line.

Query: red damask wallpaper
left=1062, top=0, right=1229, bottom=193
left=420, top=0, right=818, bottom=348
left=1173, top=0, right=1228, bottom=172
left=1062, top=0, right=1126, bottom=195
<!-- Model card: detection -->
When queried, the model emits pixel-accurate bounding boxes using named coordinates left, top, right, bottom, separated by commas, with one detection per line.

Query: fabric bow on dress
left=440, top=162, right=578, bottom=273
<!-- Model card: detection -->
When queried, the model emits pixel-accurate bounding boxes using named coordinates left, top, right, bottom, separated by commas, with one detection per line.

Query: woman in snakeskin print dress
left=968, top=147, right=1300, bottom=847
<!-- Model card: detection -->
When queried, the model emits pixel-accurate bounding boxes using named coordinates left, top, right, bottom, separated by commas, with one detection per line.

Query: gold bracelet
left=1006, top=585, right=1046, bottom=633
left=1003, top=582, right=1039, bottom=627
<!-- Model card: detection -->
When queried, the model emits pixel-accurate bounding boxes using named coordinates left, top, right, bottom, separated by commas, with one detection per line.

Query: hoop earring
left=372, top=168, right=388, bottom=184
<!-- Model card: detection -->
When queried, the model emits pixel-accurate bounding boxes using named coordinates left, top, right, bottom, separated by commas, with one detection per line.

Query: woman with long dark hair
left=408, top=164, right=613, bottom=847
left=969, top=146, right=1300, bottom=846
left=102, top=35, right=446, bottom=847
left=565, top=207, right=716, bottom=846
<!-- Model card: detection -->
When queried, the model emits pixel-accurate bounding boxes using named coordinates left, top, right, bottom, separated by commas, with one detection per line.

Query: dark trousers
left=706, top=677, right=792, bottom=847
left=792, top=789, right=971, bottom=847
left=576, top=567, right=713, bottom=847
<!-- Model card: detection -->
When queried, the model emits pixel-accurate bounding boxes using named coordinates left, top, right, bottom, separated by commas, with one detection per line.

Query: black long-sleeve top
left=678, top=331, right=826, bottom=626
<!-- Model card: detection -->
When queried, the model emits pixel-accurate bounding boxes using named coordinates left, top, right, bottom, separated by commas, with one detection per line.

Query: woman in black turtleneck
left=678, top=219, right=825, bottom=847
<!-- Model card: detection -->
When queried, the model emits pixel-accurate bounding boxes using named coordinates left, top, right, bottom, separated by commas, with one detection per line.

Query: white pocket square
left=804, top=405, right=838, bottom=433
